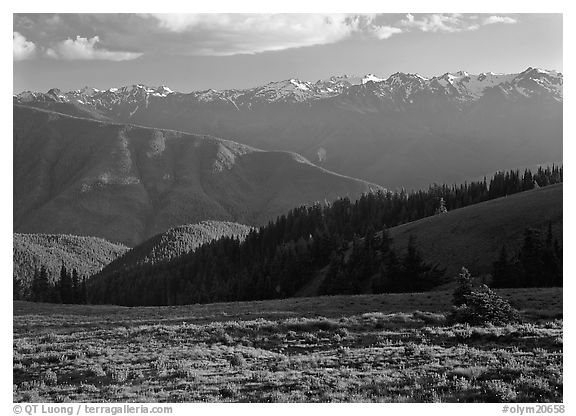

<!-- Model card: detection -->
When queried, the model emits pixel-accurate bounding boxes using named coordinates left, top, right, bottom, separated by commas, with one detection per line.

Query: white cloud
left=483, top=16, right=518, bottom=25
left=370, top=25, right=403, bottom=40
left=399, top=13, right=517, bottom=33
left=400, top=13, right=478, bottom=33
left=142, top=14, right=402, bottom=55
left=13, top=32, right=36, bottom=61
left=47, top=36, right=142, bottom=61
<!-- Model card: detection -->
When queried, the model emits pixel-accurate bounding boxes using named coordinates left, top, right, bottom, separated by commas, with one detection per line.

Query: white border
left=3, top=2, right=572, bottom=414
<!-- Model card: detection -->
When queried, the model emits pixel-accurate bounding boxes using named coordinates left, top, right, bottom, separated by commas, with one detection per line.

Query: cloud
left=483, top=16, right=518, bottom=25
left=141, top=13, right=402, bottom=55
left=13, top=32, right=36, bottom=61
left=46, top=35, right=142, bottom=61
left=13, top=14, right=519, bottom=60
left=400, top=14, right=478, bottom=33
left=399, top=13, right=517, bottom=33
left=370, top=25, right=403, bottom=40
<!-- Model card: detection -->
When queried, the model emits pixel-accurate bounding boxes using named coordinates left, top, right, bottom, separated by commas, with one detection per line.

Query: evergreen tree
left=30, top=267, right=40, bottom=302
left=491, top=225, right=562, bottom=289
left=59, top=263, right=73, bottom=304
left=80, top=277, right=88, bottom=304
left=71, top=268, right=80, bottom=303
left=435, top=197, right=448, bottom=215
left=32, top=266, right=51, bottom=302
left=491, top=245, right=517, bottom=288
left=518, top=228, right=546, bottom=287
left=453, top=267, right=473, bottom=306
left=398, top=236, right=443, bottom=292
left=13, top=275, right=23, bottom=300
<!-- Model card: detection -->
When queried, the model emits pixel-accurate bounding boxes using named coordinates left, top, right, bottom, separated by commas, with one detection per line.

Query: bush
left=43, top=369, right=58, bottom=386
left=229, top=353, right=246, bottom=368
left=449, top=285, right=520, bottom=326
left=87, top=363, right=106, bottom=377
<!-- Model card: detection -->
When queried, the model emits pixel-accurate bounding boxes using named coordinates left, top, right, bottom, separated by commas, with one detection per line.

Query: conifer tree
left=453, top=267, right=473, bottom=306
left=80, top=277, right=88, bottom=304
left=32, top=266, right=51, bottom=302
left=13, top=275, right=22, bottom=300
left=435, top=197, right=448, bottom=215
left=59, top=263, right=73, bottom=304
left=72, top=268, right=80, bottom=303
left=492, top=245, right=516, bottom=288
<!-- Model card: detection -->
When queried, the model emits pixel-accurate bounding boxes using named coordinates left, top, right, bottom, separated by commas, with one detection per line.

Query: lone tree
left=450, top=267, right=520, bottom=325
left=435, top=197, right=448, bottom=215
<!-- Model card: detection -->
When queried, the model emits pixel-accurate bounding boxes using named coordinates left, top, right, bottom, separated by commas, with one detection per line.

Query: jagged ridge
left=14, top=67, right=562, bottom=110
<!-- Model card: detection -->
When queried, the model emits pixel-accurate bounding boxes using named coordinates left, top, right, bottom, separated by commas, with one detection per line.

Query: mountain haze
left=14, top=106, right=381, bottom=246
left=15, top=68, right=562, bottom=188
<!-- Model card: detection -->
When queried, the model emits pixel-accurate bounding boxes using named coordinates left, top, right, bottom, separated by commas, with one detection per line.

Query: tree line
left=320, top=230, right=446, bottom=295
left=87, top=165, right=562, bottom=306
left=14, top=264, right=88, bottom=304
left=492, top=224, right=562, bottom=288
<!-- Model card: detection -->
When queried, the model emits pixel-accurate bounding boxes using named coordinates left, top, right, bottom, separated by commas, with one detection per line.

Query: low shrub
left=43, top=369, right=58, bottom=386
left=229, top=353, right=246, bottom=368
left=450, top=267, right=520, bottom=326
left=449, top=286, right=520, bottom=325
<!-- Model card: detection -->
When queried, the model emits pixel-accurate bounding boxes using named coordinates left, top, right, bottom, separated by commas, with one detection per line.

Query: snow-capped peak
left=14, top=67, right=562, bottom=110
left=386, top=72, right=429, bottom=84
left=78, top=86, right=100, bottom=96
left=152, top=86, right=174, bottom=97
left=288, top=79, right=311, bottom=91
left=361, top=74, right=384, bottom=84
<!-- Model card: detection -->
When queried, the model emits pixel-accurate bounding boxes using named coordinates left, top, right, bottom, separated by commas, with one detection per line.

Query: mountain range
left=14, top=67, right=562, bottom=189
left=14, top=105, right=379, bottom=246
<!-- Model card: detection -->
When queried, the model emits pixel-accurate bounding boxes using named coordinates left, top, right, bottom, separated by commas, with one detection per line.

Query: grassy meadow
left=13, top=288, right=563, bottom=403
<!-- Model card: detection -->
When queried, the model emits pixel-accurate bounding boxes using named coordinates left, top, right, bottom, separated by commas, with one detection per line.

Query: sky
left=13, top=13, right=562, bottom=93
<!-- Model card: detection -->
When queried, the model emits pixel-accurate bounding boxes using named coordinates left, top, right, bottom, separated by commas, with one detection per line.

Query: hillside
left=97, top=220, right=252, bottom=277
left=15, top=68, right=562, bottom=189
left=13, top=233, right=128, bottom=287
left=14, top=105, right=381, bottom=246
left=389, top=183, right=563, bottom=278
left=87, top=168, right=562, bottom=306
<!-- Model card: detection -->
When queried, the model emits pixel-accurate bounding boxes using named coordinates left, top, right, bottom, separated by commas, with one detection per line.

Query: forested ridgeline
left=97, top=221, right=253, bottom=279
left=87, top=165, right=562, bottom=306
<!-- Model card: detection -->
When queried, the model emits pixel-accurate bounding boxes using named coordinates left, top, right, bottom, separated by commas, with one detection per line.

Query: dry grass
left=13, top=288, right=562, bottom=403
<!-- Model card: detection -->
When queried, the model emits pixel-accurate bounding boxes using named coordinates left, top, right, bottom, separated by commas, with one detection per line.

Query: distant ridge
left=14, top=105, right=381, bottom=246
left=97, top=220, right=252, bottom=278
left=14, top=67, right=562, bottom=107
left=14, top=67, right=562, bottom=189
